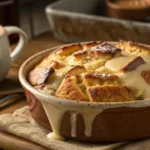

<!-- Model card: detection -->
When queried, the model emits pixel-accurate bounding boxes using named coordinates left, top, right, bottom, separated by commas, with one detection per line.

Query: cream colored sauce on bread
left=106, top=55, right=150, bottom=99
left=45, top=52, right=150, bottom=100
left=118, top=63, right=150, bottom=99
left=43, top=66, right=72, bottom=93
left=105, top=56, right=137, bottom=71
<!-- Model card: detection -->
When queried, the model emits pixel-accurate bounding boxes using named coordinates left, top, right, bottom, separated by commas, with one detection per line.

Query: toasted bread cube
left=38, top=57, right=60, bottom=69
left=67, top=66, right=86, bottom=75
left=73, top=50, right=88, bottom=61
left=88, top=42, right=121, bottom=59
left=50, top=60, right=61, bottom=69
left=83, top=41, right=103, bottom=50
left=141, top=70, right=150, bottom=85
left=121, top=56, right=145, bottom=72
left=83, top=72, right=120, bottom=87
left=116, top=40, right=150, bottom=55
left=29, top=67, right=55, bottom=86
left=73, top=50, right=98, bottom=65
left=54, top=43, right=82, bottom=56
left=87, top=86, right=135, bottom=102
left=84, top=59, right=106, bottom=71
left=73, top=43, right=120, bottom=62
left=55, top=74, right=89, bottom=101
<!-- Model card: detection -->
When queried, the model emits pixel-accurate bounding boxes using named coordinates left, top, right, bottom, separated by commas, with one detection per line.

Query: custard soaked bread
left=29, top=41, right=150, bottom=102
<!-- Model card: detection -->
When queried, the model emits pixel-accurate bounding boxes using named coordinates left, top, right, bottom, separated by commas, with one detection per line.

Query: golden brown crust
left=29, top=41, right=150, bottom=102
left=116, top=40, right=150, bottom=55
left=88, top=50, right=112, bottom=60
left=54, top=43, right=82, bottom=57
left=83, top=72, right=120, bottom=87
left=73, top=43, right=121, bottom=62
left=87, top=86, right=134, bottom=102
left=38, top=57, right=61, bottom=69
left=141, top=70, right=150, bottom=85
left=73, top=50, right=88, bottom=61
left=67, top=66, right=87, bottom=75
left=55, top=74, right=88, bottom=101
left=83, top=41, right=103, bottom=50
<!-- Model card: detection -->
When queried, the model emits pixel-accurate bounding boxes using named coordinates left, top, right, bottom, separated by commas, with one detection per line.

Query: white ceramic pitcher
left=0, top=26, right=28, bottom=82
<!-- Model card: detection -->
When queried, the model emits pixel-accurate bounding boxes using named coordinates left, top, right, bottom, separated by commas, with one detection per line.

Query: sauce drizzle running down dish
left=42, top=101, right=102, bottom=140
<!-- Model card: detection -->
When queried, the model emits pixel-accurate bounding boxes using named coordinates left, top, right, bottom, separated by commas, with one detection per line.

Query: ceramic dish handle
left=4, top=26, right=28, bottom=63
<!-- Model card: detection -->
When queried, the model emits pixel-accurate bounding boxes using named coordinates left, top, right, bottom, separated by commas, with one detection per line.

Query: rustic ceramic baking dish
left=19, top=42, right=150, bottom=143
left=45, top=0, right=150, bottom=44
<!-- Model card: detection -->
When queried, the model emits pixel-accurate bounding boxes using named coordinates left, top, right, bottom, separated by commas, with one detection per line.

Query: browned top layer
left=28, top=41, right=150, bottom=102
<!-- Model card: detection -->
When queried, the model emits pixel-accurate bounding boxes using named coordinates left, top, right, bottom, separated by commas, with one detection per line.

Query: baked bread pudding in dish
left=28, top=41, right=150, bottom=102
left=19, top=41, right=150, bottom=142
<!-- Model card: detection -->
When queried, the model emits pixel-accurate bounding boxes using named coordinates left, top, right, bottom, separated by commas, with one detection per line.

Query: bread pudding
left=29, top=41, right=150, bottom=102
left=19, top=41, right=150, bottom=142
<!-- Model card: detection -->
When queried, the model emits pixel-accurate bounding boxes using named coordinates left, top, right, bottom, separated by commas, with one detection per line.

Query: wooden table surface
left=0, top=32, right=64, bottom=150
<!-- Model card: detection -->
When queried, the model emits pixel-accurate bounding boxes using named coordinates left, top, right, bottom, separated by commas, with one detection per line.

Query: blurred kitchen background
left=1, top=0, right=150, bottom=43
left=0, top=0, right=56, bottom=39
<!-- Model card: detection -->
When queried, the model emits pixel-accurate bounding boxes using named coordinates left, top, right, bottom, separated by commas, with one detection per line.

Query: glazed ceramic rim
left=19, top=42, right=150, bottom=110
